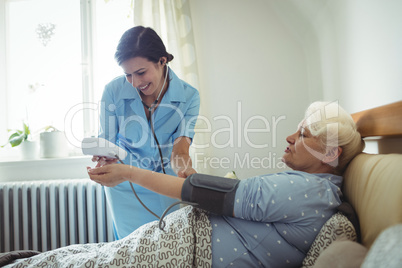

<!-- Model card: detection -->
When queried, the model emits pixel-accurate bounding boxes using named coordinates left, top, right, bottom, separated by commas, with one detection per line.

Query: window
left=0, top=0, right=133, bottom=158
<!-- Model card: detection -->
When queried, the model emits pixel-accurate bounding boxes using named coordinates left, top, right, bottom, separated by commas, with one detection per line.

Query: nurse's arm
left=171, top=136, right=197, bottom=178
left=87, top=164, right=184, bottom=200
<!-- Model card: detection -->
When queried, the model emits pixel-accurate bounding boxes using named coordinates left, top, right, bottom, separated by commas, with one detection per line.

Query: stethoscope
left=123, top=64, right=184, bottom=230
left=134, top=63, right=169, bottom=174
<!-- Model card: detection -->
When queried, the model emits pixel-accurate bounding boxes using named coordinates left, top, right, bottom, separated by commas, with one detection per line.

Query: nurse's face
left=282, top=121, right=326, bottom=173
left=121, top=56, right=166, bottom=98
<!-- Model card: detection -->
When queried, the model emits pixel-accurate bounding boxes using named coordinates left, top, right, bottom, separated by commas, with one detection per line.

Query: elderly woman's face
left=282, top=122, right=327, bottom=173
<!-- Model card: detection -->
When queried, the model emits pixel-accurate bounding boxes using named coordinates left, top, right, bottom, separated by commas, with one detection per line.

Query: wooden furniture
left=351, top=101, right=402, bottom=138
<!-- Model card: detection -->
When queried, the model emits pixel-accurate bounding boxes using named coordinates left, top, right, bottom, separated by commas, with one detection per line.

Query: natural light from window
left=1, top=0, right=133, bottom=158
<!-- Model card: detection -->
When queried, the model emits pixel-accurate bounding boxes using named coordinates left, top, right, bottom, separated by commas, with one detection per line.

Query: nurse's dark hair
left=114, top=26, right=174, bottom=65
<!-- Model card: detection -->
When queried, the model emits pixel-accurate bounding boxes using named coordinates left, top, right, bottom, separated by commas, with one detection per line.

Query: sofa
left=302, top=101, right=402, bottom=267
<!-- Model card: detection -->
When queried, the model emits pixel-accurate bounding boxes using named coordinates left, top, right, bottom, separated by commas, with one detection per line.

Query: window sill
left=0, top=155, right=94, bottom=182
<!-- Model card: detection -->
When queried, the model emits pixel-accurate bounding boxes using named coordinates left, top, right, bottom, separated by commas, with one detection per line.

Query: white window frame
left=0, top=0, right=99, bottom=156
left=80, top=0, right=97, bottom=139
left=0, top=0, right=8, bottom=142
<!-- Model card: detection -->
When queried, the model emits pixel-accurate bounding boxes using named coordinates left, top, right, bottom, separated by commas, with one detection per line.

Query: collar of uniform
left=118, top=77, right=140, bottom=100
left=163, top=68, right=186, bottom=103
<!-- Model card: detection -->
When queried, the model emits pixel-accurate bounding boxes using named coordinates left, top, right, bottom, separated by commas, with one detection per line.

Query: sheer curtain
left=133, top=0, right=208, bottom=173
left=133, top=0, right=199, bottom=90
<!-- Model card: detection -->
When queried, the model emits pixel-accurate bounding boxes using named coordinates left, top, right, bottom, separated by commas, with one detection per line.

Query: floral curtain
left=133, top=0, right=207, bottom=172
left=133, top=0, right=199, bottom=90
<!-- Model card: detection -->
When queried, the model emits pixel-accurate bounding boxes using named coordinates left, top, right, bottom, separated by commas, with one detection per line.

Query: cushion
left=313, top=238, right=368, bottom=268
left=0, top=250, right=41, bottom=267
left=343, top=153, right=402, bottom=248
left=361, top=224, right=402, bottom=268
left=336, top=202, right=361, bottom=242
left=301, top=212, right=357, bottom=268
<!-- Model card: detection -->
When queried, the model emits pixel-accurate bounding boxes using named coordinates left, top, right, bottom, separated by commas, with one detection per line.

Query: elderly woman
left=4, top=101, right=364, bottom=268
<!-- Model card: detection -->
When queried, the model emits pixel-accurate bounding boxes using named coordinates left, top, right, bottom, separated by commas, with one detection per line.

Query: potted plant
left=1, top=123, right=39, bottom=159
left=40, top=125, right=69, bottom=158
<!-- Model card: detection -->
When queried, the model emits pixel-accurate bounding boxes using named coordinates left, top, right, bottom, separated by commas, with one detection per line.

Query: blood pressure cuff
left=181, top=174, right=240, bottom=216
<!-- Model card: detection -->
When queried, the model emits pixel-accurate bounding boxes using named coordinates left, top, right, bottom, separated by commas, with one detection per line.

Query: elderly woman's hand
left=87, top=164, right=130, bottom=187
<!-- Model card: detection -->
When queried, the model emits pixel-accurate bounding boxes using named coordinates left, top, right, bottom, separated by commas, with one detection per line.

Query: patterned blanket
left=6, top=206, right=212, bottom=268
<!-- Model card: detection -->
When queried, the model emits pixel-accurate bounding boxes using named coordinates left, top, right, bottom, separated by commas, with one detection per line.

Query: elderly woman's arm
left=87, top=164, right=184, bottom=200
left=88, top=165, right=239, bottom=216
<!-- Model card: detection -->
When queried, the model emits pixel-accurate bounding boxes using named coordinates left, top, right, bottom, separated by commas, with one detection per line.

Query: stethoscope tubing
left=126, top=65, right=175, bottom=230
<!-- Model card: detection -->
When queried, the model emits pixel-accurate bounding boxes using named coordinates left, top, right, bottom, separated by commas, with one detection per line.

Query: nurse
left=95, top=26, right=200, bottom=239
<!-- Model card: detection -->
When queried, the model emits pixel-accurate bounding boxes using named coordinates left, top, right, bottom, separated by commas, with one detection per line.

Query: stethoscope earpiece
left=160, top=59, right=168, bottom=66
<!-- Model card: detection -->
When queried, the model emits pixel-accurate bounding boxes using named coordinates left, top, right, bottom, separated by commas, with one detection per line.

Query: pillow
left=301, top=212, right=357, bottom=268
left=336, top=202, right=361, bottom=242
left=313, top=238, right=368, bottom=268
left=361, top=224, right=402, bottom=268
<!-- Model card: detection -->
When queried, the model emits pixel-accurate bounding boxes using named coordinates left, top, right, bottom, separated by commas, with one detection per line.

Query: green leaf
left=23, top=123, right=30, bottom=136
left=9, top=133, right=25, bottom=147
left=1, top=123, right=31, bottom=148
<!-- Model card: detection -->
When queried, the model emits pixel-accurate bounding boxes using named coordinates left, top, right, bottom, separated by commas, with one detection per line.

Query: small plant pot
left=20, top=140, right=39, bottom=160
left=40, top=131, right=69, bottom=158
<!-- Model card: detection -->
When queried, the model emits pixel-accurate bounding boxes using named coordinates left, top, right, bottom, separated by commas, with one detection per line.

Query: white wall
left=280, top=0, right=402, bottom=153
left=308, top=0, right=402, bottom=113
left=189, top=0, right=402, bottom=177
left=190, top=0, right=315, bottom=178
left=269, top=0, right=402, bottom=112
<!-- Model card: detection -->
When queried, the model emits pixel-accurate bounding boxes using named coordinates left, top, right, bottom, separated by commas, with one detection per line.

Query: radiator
left=0, top=179, right=115, bottom=253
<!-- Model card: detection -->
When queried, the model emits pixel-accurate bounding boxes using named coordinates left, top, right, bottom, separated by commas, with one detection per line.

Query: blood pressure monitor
left=81, top=137, right=127, bottom=159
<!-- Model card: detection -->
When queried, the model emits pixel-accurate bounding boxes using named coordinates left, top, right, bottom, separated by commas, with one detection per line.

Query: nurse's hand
left=87, top=164, right=128, bottom=187
left=92, top=156, right=118, bottom=167
left=177, top=167, right=197, bottom=178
